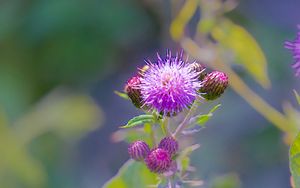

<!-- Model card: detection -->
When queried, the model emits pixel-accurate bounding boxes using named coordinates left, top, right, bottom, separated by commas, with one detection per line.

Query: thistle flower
left=285, top=25, right=300, bottom=77
left=125, top=75, right=143, bottom=108
left=200, top=71, right=228, bottom=100
left=158, top=136, right=179, bottom=156
left=145, top=148, right=172, bottom=173
left=139, top=50, right=202, bottom=116
left=128, top=140, right=150, bottom=161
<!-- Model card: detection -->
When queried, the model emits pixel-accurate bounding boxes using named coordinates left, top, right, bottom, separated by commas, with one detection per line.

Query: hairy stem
left=173, top=97, right=202, bottom=138
left=168, top=176, right=176, bottom=188
left=149, top=124, right=156, bottom=147
left=161, top=117, right=169, bottom=136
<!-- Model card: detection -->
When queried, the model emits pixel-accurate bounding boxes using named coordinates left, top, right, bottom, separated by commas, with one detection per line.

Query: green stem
left=172, top=97, right=202, bottom=138
left=149, top=123, right=156, bottom=147
left=168, top=177, right=175, bottom=188
left=161, top=117, right=169, bottom=136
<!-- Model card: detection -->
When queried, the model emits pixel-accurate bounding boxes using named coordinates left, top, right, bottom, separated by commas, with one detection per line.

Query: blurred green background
left=0, top=0, right=299, bottom=188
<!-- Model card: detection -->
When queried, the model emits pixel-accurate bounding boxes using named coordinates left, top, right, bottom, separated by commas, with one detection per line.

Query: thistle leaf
left=210, top=173, right=241, bottom=188
left=114, top=91, right=129, bottom=100
left=196, top=114, right=212, bottom=126
left=14, top=89, right=103, bottom=142
left=196, top=104, right=221, bottom=127
left=120, top=115, right=155, bottom=128
left=290, top=131, right=300, bottom=188
left=212, top=19, right=270, bottom=88
left=103, top=160, right=157, bottom=188
left=294, top=90, right=300, bottom=105
left=209, top=104, right=222, bottom=114
left=177, top=144, right=200, bottom=174
left=182, top=126, right=203, bottom=135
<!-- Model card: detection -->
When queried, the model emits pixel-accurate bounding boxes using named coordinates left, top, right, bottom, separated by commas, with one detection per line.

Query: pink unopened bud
left=145, top=148, right=172, bottom=173
left=128, top=140, right=150, bottom=161
left=200, top=71, right=228, bottom=100
left=158, top=137, right=179, bottom=156
left=125, top=75, right=143, bottom=108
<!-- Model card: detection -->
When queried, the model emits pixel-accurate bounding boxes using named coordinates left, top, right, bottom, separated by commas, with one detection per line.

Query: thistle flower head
left=158, top=136, right=179, bottom=156
left=200, top=71, right=228, bottom=100
left=125, top=75, right=143, bottom=108
left=128, top=140, right=150, bottom=161
left=285, top=25, right=300, bottom=77
left=145, top=148, right=172, bottom=173
left=139, top=50, right=202, bottom=116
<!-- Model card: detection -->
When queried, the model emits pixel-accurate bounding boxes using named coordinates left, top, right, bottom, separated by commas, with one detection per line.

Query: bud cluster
left=128, top=136, right=179, bottom=173
left=116, top=50, right=230, bottom=187
left=119, top=51, right=230, bottom=187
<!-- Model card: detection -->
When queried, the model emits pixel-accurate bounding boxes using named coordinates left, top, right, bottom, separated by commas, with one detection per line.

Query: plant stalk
left=173, top=97, right=202, bottom=138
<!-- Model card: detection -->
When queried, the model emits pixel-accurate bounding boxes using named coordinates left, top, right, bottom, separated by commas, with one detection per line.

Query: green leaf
left=0, top=90, right=103, bottom=188
left=103, top=160, right=157, bottom=188
left=196, top=104, right=221, bottom=126
left=209, top=104, right=221, bottom=114
left=290, top=131, right=300, bottom=188
left=177, top=144, right=200, bottom=174
left=182, top=126, right=203, bottom=135
left=294, top=90, right=300, bottom=106
left=212, top=19, right=270, bottom=88
left=0, top=113, right=46, bottom=188
left=210, top=173, right=241, bottom=188
left=196, top=114, right=212, bottom=126
left=198, top=18, right=216, bottom=34
left=180, top=156, right=190, bottom=174
left=114, top=91, right=129, bottom=100
left=143, top=123, right=152, bottom=134
left=111, top=128, right=152, bottom=146
left=170, top=0, right=198, bottom=41
left=13, top=90, right=103, bottom=142
left=121, top=115, right=155, bottom=128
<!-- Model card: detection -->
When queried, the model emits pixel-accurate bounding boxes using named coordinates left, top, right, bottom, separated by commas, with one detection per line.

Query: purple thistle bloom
left=285, top=25, right=300, bottom=77
left=128, top=140, right=150, bottom=161
left=145, top=148, right=172, bottom=173
left=139, top=50, right=202, bottom=116
left=158, top=136, right=179, bottom=156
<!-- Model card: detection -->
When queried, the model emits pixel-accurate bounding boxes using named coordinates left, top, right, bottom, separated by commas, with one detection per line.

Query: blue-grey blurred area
left=0, top=0, right=299, bottom=188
